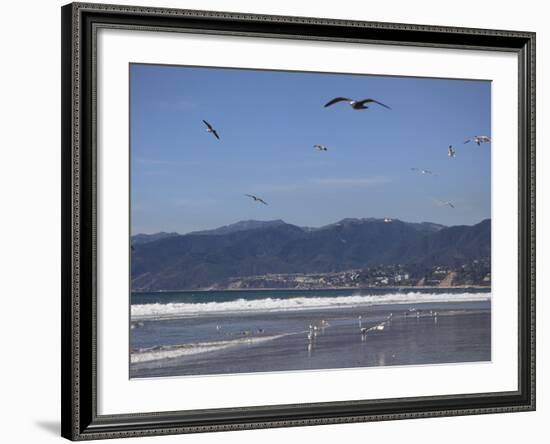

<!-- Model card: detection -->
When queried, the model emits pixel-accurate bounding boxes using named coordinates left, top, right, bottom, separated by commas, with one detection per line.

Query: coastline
left=131, top=285, right=491, bottom=294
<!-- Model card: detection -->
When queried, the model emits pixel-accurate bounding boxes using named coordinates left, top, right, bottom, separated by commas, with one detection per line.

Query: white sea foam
left=131, top=292, right=490, bottom=321
left=131, top=334, right=286, bottom=363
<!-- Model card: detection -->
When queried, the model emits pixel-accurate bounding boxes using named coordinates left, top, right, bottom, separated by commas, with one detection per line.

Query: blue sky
left=130, top=64, right=491, bottom=235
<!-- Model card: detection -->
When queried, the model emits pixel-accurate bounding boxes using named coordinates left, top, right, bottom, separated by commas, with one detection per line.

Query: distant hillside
left=189, top=219, right=288, bottom=236
left=131, top=218, right=489, bottom=291
left=131, top=232, right=179, bottom=245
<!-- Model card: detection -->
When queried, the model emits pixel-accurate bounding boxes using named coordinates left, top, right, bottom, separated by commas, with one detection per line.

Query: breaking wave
left=131, top=334, right=287, bottom=363
left=131, top=291, right=490, bottom=321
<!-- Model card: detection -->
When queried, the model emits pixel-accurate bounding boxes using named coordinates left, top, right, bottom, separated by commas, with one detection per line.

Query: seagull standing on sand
left=324, top=97, right=391, bottom=110
left=464, top=135, right=491, bottom=146
left=313, top=144, right=328, bottom=151
left=307, top=324, right=317, bottom=342
left=245, top=194, right=268, bottom=205
left=448, top=145, right=456, bottom=157
left=202, top=120, right=220, bottom=140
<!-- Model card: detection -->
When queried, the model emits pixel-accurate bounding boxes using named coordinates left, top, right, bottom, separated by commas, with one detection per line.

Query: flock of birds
left=211, top=307, right=441, bottom=351
left=306, top=307, right=442, bottom=351
left=206, top=306, right=445, bottom=357
left=201, top=95, right=491, bottom=209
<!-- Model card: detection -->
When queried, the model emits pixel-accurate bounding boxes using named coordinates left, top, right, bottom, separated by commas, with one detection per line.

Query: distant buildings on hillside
left=216, top=259, right=491, bottom=290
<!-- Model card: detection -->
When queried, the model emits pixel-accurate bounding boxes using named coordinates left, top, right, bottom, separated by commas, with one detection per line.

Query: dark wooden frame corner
left=61, top=2, right=535, bottom=440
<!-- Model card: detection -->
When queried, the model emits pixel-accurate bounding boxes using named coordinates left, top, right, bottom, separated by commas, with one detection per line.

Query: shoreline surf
left=131, top=290, right=491, bottom=321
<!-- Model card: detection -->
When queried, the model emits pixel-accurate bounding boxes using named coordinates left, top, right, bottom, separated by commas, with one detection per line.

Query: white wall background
left=0, top=0, right=545, bottom=443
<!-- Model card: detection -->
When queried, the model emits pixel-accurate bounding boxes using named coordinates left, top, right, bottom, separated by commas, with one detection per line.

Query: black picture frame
left=61, top=2, right=536, bottom=440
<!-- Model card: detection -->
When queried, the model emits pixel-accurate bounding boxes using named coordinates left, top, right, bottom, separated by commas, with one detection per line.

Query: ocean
left=130, top=287, right=491, bottom=378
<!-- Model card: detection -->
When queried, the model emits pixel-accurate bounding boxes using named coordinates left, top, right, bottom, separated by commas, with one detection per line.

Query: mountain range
left=131, top=218, right=490, bottom=291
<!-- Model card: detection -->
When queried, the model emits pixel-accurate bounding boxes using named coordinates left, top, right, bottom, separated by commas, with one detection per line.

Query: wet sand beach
left=130, top=300, right=490, bottom=378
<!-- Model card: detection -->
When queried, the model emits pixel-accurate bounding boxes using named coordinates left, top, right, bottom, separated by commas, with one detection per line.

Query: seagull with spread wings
left=245, top=194, right=268, bottom=205
left=323, top=97, right=391, bottom=110
left=433, top=198, right=455, bottom=209
left=411, top=168, right=434, bottom=175
left=202, top=120, right=220, bottom=140
left=313, top=144, right=328, bottom=151
left=464, top=135, right=491, bottom=146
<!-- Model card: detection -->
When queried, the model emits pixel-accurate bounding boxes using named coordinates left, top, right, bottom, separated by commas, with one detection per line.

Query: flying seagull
left=411, top=168, right=434, bottom=175
left=323, top=97, right=391, bottom=110
left=464, top=135, right=491, bottom=146
left=433, top=198, right=455, bottom=209
left=448, top=145, right=456, bottom=157
left=245, top=194, right=268, bottom=205
left=202, top=120, right=220, bottom=140
left=313, top=144, right=328, bottom=151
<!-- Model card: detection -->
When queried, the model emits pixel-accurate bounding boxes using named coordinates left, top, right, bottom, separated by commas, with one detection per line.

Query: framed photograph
left=61, top=2, right=535, bottom=440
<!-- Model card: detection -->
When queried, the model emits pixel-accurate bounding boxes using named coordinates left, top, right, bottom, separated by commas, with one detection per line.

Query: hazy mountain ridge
left=131, top=218, right=489, bottom=291
left=132, top=218, right=446, bottom=240
left=131, top=232, right=180, bottom=245
left=188, top=219, right=288, bottom=236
